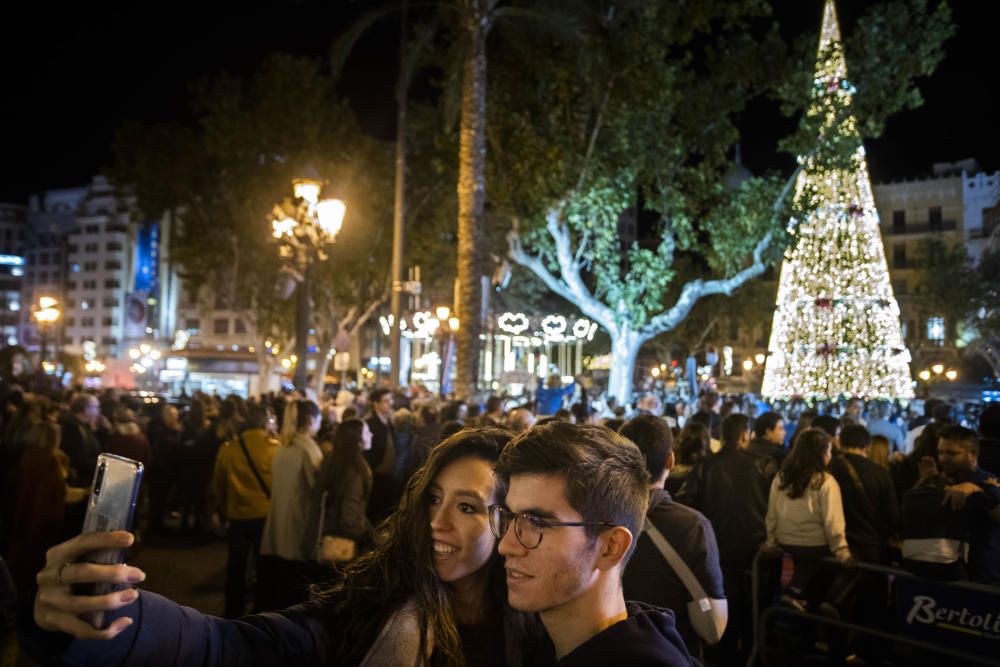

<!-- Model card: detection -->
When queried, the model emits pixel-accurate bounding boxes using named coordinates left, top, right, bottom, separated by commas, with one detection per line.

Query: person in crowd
left=212, top=405, right=279, bottom=618
left=364, top=387, right=398, bottom=525
left=59, top=394, right=102, bottom=489
left=618, top=415, right=724, bottom=660
left=494, top=421, right=696, bottom=665
left=673, top=399, right=689, bottom=429
left=719, top=400, right=739, bottom=421
left=6, top=422, right=88, bottom=594
left=677, top=413, right=777, bottom=664
left=868, top=434, right=891, bottom=470
left=507, top=406, right=536, bottom=434
left=259, top=400, right=324, bottom=610
left=692, top=391, right=721, bottom=441
left=828, top=424, right=899, bottom=565
left=401, top=404, right=443, bottom=481
left=902, top=400, right=952, bottom=456
left=106, top=407, right=152, bottom=468
left=787, top=408, right=818, bottom=449
left=634, top=393, right=663, bottom=417
left=331, top=389, right=356, bottom=423
left=892, top=422, right=944, bottom=504
left=812, top=415, right=842, bottom=450
left=686, top=411, right=720, bottom=453
left=533, top=374, right=576, bottom=416
left=316, top=401, right=339, bottom=449
left=977, top=402, right=1000, bottom=475
left=551, top=408, right=574, bottom=423
left=900, top=469, right=972, bottom=581
left=748, top=411, right=788, bottom=466
left=866, top=401, right=904, bottom=453
left=391, top=406, right=418, bottom=490
left=177, top=399, right=213, bottom=535
left=146, top=403, right=182, bottom=534
left=28, top=428, right=537, bottom=667
left=481, top=396, right=506, bottom=426
left=764, top=428, right=855, bottom=615
left=926, top=425, right=1000, bottom=584
left=665, top=422, right=710, bottom=497
left=570, top=401, right=597, bottom=426
left=440, top=400, right=469, bottom=424
left=308, top=418, right=374, bottom=570
left=842, top=398, right=866, bottom=426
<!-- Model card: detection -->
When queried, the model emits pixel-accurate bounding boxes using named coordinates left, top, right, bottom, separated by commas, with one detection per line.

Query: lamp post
left=269, top=171, right=346, bottom=392
left=33, top=295, right=60, bottom=372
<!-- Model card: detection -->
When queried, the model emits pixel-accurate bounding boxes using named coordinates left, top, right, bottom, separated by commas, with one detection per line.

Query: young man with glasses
left=492, top=422, right=696, bottom=666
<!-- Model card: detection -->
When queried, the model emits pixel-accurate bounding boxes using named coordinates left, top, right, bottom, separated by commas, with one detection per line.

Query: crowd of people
left=0, top=377, right=997, bottom=665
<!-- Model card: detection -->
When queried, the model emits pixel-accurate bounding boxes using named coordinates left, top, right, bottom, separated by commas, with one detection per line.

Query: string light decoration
left=762, top=0, right=913, bottom=400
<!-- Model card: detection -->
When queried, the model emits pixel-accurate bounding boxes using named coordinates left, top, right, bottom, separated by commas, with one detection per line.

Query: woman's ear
left=596, top=526, right=634, bottom=572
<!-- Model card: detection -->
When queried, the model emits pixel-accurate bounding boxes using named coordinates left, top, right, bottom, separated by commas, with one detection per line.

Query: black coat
left=363, top=415, right=395, bottom=476
left=747, top=437, right=787, bottom=467
left=677, top=446, right=777, bottom=564
left=829, top=452, right=899, bottom=562
left=59, top=417, right=101, bottom=487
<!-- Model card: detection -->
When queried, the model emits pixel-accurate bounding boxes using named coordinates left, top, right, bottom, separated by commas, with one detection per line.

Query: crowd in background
left=1, top=376, right=998, bottom=665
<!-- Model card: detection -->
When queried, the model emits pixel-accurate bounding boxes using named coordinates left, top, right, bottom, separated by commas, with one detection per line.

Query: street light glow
left=448, top=316, right=460, bottom=332
left=436, top=306, right=451, bottom=321
left=38, top=296, right=58, bottom=309
left=316, top=198, right=346, bottom=238
left=754, top=353, right=766, bottom=365
left=931, top=363, right=944, bottom=375
left=292, top=178, right=321, bottom=205
left=743, top=359, right=754, bottom=372
left=945, top=369, right=958, bottom=381
left=918, top=370, right=931, bottom=381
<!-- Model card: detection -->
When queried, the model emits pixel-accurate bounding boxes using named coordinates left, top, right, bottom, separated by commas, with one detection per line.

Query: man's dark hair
left=486, top=396, right=503, bottom=414
left=932, top=402, right=954, bottom=424
left=924, top=398, right=941, bottom=418
left=688, top=411, right=711, bottom=429
left=69, top=394, right=95, bottom=415
left=553, top=408, right=573, bottom=422
left=245, top=405, right=270, bottom=430
left=370, top=388, right=392, bottom=406
left=720, top=413, right=750, bottom=448
left=753, top=411, right=784, bottom=439
left=812, top=415, right=841, bottom=438
left=618, top=414, right=673, bottom=481
left=839, top=423, right=871, bottom=450
left=496, top=422, right=650, bottom=563
left=570, top=402, right=593, bottom=424
left=938, top=424, right=979, bottom=456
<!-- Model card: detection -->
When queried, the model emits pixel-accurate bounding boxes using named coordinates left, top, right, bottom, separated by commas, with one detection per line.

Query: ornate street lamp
left=270, top=171, right=346, bottom=392
left=33, top=295, right=60, bottom=372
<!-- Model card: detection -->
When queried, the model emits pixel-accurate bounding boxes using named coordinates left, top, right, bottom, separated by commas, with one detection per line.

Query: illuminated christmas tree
left=761, top=0, right=913, bottom=400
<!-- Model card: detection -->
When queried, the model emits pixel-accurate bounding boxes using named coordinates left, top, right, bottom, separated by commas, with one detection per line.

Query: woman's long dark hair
left=778, top=428, right=831, bottom=499
left=322, top=418, right=369, bottom=497
left=316, top=427, right=514, bottom=667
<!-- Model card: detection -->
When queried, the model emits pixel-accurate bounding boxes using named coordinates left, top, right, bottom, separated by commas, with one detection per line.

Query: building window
left=84, top=243, right=98, bottom=252
left=106, top=242, right=123, bottom=252
left=101, top=316, right=113, bottom=326
left=927, top=317, right=945, bottom=346
left=185, top=318, right=200, bottom=330
left=83, top=261, right=97, bottom=271
left=103, top=297, right=119, bottom=308
left=900, top=320, right=907, bottom=340
left=81, top=317, right=95, bottom=327
left=83, top=280, right=97, bottom=290
left=66, top=317, right=75, bottom=326
left=234, top=319, right=247, bottom=334
left=38, top=272, right=48, bottom=283
left=85, top=224, right=100, bottom=234
left=39, top=253, right=50, bottom=265
left=213, top=318, right=229, bottom=334
left=105, top=260, right=122, bottom=271
left=929, top=206, right=942, bottom=232
left=102, top=336, right=116, bottom=346
left=67, top=244, right=78, bottom=253
left=104, top=279, right=120, bottom=289
left=893, top=243, right=907, bottom=269
left=892, top=210, right=905, bottom=233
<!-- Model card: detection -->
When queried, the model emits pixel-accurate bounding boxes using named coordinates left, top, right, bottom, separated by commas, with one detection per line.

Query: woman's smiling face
left=427, top=457, right=498, bottom=588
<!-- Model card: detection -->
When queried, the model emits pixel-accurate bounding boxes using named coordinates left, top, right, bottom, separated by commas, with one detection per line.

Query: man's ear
left=596, top=526, right=634, bottom=572
left=665, top=450, right=676, bottom=472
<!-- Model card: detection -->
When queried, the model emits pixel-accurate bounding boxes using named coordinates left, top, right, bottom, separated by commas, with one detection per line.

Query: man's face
left=81, top=397, right=100, bottom=425
left=766, top=420, right=786, bottom=445
left=375, top=393, right=393, bottom=417
left=938, top=438, right=976, bottom=477
left=847, top=400, right=863, bottom=417
left=498, top=473, right=601, bottom=615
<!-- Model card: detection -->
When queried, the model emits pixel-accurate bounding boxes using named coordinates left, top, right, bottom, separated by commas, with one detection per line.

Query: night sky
left=2, top=0, right=996, bottom=203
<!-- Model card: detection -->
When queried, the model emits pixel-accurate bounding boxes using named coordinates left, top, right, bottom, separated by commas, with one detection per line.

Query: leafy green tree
left=113, top=54, right=392, bottom=391
left=496, top=0, right=952, bottom=402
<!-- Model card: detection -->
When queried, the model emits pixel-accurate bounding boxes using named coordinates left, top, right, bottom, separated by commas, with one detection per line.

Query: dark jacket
left=677, top=446, right=778, bottom=563
left=747, top=437, right=787, bottom=467
left=59, top=416, right=101, bottom=487
left=828, top=452, right=899, bottom=562
left=525, top=601, right=696, bottom=666
left=364, top=414, right=396, bottom=476
left=623, top=488, right=724, bottom=657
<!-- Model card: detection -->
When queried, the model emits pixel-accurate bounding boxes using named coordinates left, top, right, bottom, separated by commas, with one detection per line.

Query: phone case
left=77, top=453, right=143, bottom=629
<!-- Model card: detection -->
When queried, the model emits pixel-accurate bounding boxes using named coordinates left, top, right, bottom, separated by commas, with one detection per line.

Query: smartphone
left=76, top=453, right=144, bottom=628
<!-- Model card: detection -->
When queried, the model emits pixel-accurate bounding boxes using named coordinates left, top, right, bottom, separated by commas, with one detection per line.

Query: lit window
left=927, top=317, right=945, bottom=346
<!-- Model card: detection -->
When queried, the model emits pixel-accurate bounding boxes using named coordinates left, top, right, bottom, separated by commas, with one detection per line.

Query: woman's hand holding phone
left=34, top=531, right=146, bottom=640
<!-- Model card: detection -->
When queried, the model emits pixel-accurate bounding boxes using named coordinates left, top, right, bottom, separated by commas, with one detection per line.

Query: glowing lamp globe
left=316, top=198, right=346, bottom=238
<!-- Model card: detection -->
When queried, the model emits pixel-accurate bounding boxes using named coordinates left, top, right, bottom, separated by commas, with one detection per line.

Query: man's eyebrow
left=509, top=506, right=559, bottom=520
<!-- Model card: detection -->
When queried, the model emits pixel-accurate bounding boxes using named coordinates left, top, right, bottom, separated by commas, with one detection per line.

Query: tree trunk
left=607, top=327, right=643, bottom=406
left=454, top=0, right=489, bottom=401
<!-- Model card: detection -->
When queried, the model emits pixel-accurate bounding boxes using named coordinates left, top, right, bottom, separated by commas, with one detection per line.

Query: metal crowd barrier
left=746, top=549, right=1000, bottom=667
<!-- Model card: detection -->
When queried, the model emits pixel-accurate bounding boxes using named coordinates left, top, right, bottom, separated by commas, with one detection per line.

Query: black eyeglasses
left=488, top=504, right=617, bottom=550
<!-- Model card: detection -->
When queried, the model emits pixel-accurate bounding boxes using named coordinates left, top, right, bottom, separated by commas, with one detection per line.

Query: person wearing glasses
left=24, top=428, right=539, bottom=667
left=491, top=421, right=696, bottom=666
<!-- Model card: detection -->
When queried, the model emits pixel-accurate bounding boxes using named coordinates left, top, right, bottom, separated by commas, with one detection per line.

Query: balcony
left=883, top=220, right=957, bottom=236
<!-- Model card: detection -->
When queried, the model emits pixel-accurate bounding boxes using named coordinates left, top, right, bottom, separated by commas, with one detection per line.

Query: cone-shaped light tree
left=761, top=0, right=914, bottom=400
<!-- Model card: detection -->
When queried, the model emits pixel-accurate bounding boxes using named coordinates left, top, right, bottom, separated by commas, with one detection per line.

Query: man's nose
left=497, top=521, right=526, bottom=556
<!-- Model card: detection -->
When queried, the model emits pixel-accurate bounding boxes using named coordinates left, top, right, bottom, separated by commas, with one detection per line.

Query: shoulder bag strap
left=238, top=435, right=270, bottom=498
left=644, top=518, right=707, bottom=601
left=841, top=456, right=878, bottom=517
